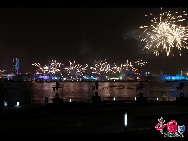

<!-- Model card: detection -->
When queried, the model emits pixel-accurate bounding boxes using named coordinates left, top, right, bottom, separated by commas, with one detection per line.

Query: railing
left=102, top=96, right=177, bottom=102
left=147, top=97, right=166, bottom=101
left=30, top=100, right=43, bottom=104
left=63, top=97, right=84, bottom=102
left=102, top=97, right=135, bottom=101
left=32, top=96, right=178, bottom=104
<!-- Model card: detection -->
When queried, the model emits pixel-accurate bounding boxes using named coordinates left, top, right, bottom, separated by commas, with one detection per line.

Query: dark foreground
left=0, top=101, right=188, bottom=138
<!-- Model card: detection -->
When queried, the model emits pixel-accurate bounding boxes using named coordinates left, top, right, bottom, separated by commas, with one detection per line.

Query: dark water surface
left=1, top=81, right=188, bottom=105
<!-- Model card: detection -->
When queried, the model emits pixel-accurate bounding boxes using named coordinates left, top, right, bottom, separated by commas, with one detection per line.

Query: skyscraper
left=13, top=57, right=19, bottom=74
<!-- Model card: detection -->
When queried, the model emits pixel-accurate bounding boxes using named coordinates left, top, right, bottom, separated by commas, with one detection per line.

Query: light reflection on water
left=30, top=81, right=188, bottom=102
left=2, top=81, right=188, bottom=104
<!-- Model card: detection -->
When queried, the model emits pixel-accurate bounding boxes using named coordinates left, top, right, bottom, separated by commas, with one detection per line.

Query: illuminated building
left=38, top=76, right=50, bottom=79
left=160, top=74, right=188, bottom=81
left=13, top=57, right=19, bottom=74
left=2, top=74, right=15, bottom=80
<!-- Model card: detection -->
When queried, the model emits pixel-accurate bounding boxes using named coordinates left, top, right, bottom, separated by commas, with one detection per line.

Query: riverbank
left=0, top=101, right=188, bottom=137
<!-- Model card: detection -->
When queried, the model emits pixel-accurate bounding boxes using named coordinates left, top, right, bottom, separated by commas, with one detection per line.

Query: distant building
left=13, top=74, right=31, bottom=81
left=160, top=74, right=188, bottom=81
left=0, top=70, right=6, bottom=79
left=38, top=76, right=50, bottom=79
left=2, top=74, right=15, bottom=80
left=1, top=73, right=33, bottom=81
left=13, top=57, right=19, bottom=74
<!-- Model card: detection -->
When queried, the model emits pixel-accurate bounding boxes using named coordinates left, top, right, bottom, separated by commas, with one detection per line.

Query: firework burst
left=139, top=8, right=188, bottom=56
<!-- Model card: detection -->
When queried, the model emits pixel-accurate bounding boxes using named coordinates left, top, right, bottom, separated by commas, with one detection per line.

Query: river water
left=1, top=81, right=188, bottom=105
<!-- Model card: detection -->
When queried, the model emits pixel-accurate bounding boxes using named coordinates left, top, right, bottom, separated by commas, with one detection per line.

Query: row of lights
left=4, top=96, right=159, bottom=106
left=3, top=101, right=19, bottom=107
left=112, top=97, right=159, bottom=101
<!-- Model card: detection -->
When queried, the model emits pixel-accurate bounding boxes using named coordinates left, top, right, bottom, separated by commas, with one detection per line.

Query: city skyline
left=31, top=58, right=149, bottom=81
left=0, top=7, right=188, bottom=75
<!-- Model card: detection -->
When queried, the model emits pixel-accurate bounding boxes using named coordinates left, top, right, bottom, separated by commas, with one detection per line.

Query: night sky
left=0, top=6, right=188, bottom=75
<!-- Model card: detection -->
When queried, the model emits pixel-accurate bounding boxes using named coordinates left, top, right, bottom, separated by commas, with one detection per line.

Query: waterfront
left=1, top=81, right=188, bottom=134
left=1, top=99, right=188, bottom=134
left=1, top=81, right=188, bottom=105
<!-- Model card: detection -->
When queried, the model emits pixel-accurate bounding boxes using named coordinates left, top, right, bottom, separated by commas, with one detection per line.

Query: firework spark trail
left=139, top=8, right=188, bottom=56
